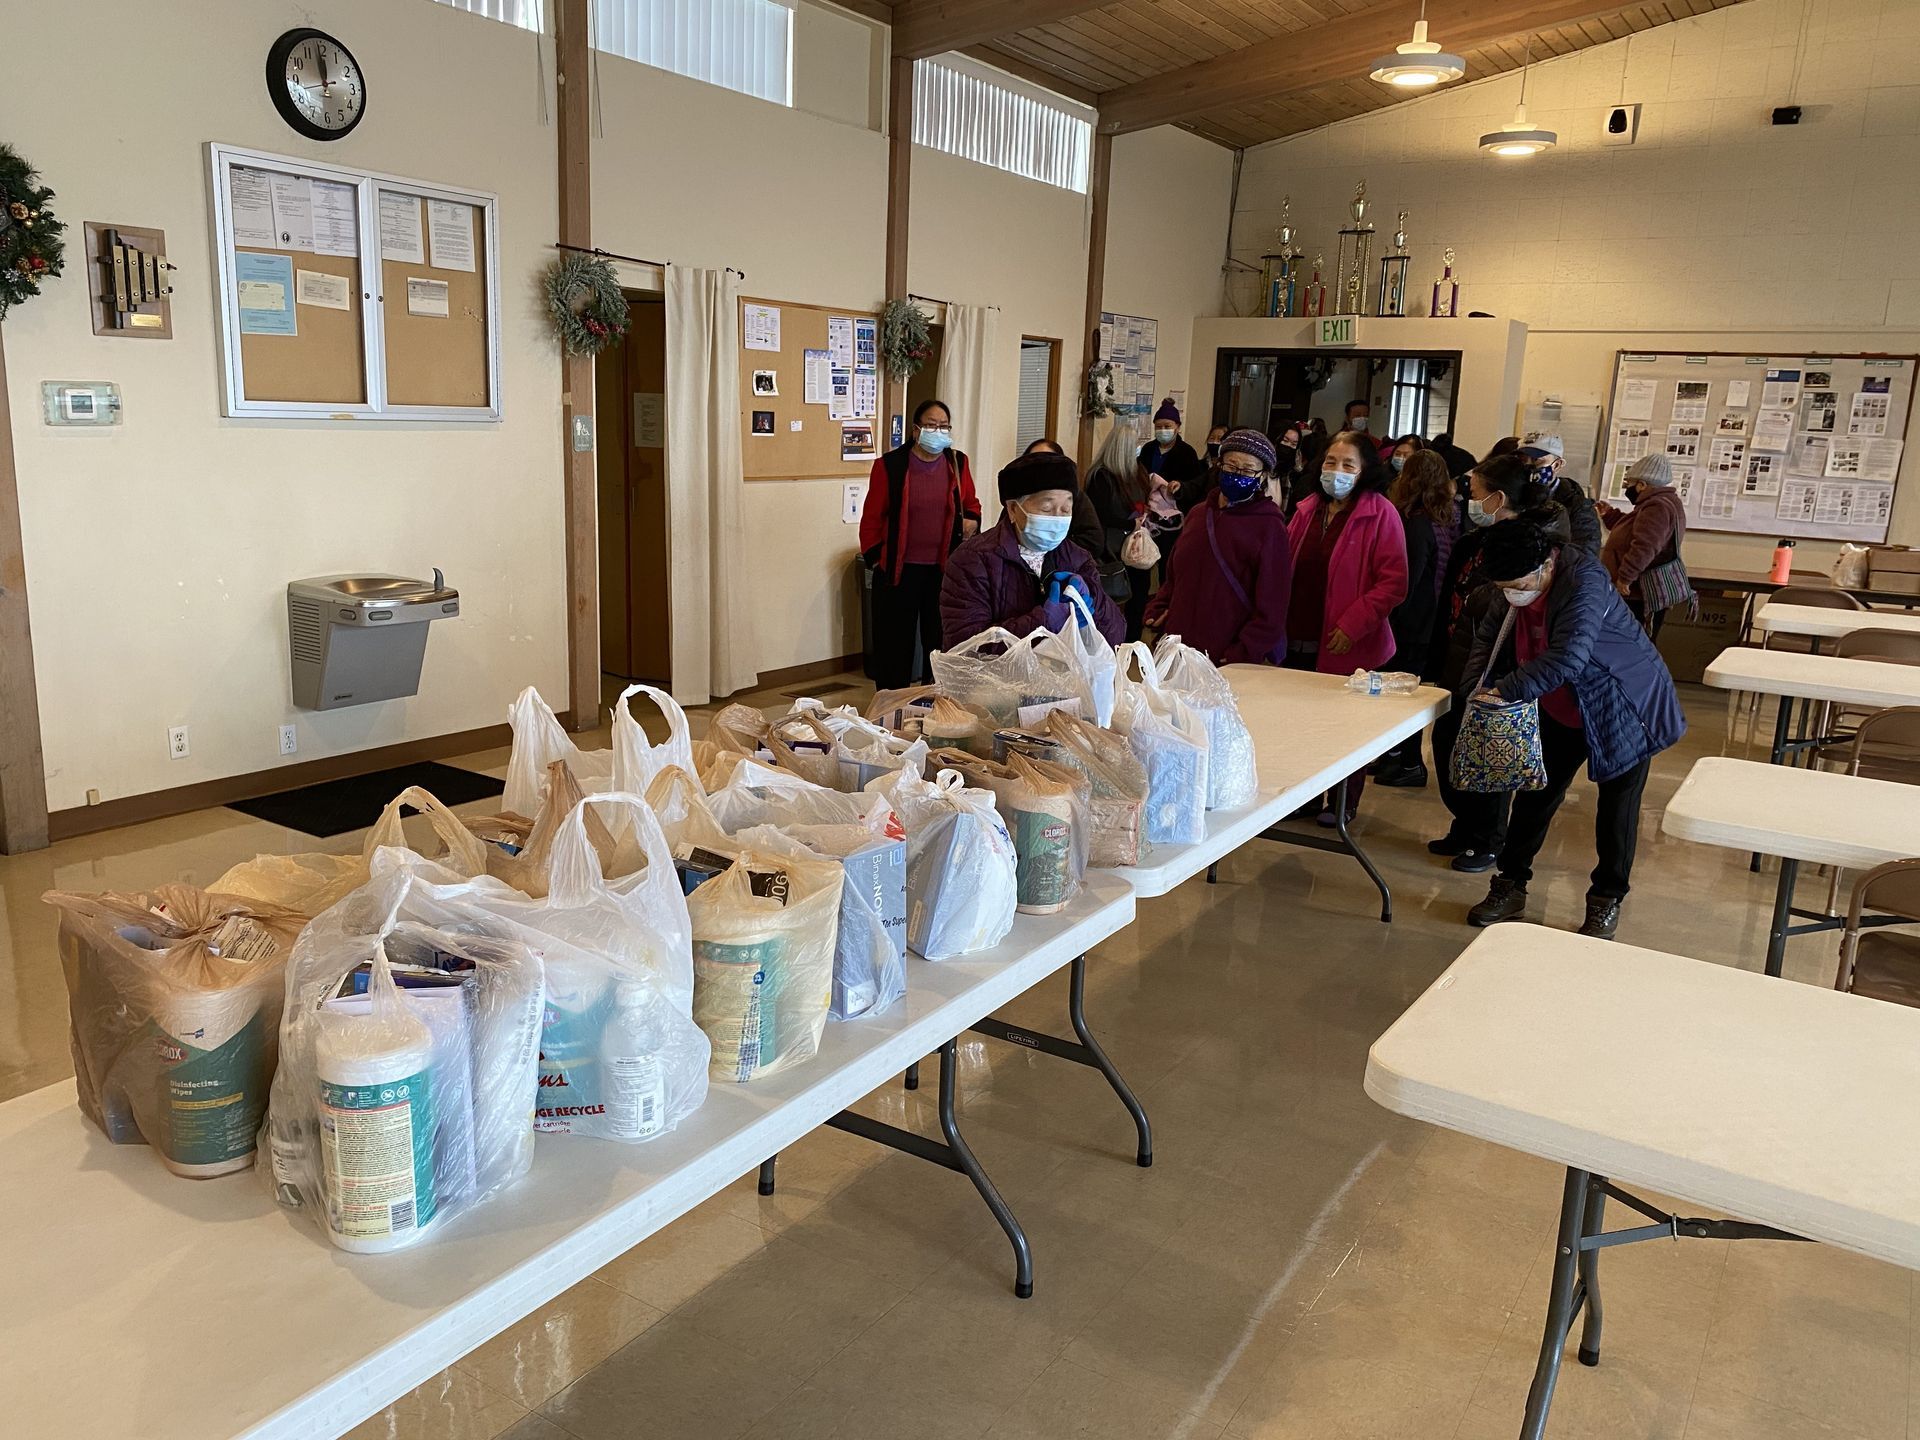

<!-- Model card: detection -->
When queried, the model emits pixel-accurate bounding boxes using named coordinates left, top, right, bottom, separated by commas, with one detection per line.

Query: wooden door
left=594, top=296, right=670, bottom=684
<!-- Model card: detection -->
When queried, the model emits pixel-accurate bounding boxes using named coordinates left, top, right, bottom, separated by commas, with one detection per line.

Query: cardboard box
left=1657, top=585, right=1745, bottom=683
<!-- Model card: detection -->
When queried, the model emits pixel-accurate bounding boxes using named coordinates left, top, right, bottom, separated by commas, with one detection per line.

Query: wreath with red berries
left=0, top=145, right=65, bottom=319
left=543, top=252, right=630, bottom=356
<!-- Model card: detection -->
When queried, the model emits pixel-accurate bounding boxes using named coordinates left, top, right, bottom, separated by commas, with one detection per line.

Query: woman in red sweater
left=1145, top=429, right=1292, bottom=664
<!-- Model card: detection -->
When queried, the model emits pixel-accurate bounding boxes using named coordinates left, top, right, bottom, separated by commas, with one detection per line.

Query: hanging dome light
left=1368, top=4, right=1466, bottom=89
left=1479, top=35, right=1557, bottom=156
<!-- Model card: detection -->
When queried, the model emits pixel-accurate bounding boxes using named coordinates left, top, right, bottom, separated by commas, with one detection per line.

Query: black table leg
left=1764, top=857, right=1799, bottom=978
left=1333, top=776, right=1393, bottom=922
left=1520, top=1168, right=1594, bottom=1440
left=1755, top=692, right=1796, bottom=870
left=757, top=1157, right=777, bottom=1195
left=1577, top=1178, right=1607, bottom=1367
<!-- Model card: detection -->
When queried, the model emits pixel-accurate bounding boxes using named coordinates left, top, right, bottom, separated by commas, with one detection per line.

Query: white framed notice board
left=1597, top=350, right=1916, bottom=543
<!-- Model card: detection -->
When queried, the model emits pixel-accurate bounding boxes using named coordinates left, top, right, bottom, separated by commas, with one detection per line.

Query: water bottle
left=1770, top=538, right=1795, bottom=585
left=1367, top=670, right=1383, bottom=696
left=601, top=981, right=669, bottom=1141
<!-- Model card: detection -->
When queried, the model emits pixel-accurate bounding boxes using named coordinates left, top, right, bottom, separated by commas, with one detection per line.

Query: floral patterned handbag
left=1449, top=607, right=1549, bottom=794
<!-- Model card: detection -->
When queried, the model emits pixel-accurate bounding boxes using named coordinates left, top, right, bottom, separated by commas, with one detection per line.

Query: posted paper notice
left=827, top=315, right=854, bottom=367
left=1752, top=408, right=1795, bottom=453
left=1724, top=379, right=1752, bottom=409
left=1707, top=436, right=1745, bottom=478
left=379, top=193, right=425, bottom=265
left=803, top=349, right=832, bottom=404
left=1613, top=424, right=1653, bottom=464
left=1849, top=390, right=1891, bottom=436
left=1800, top=389, right=1840, bottom=434
left=744, top=303, right=781, bottom=351
left=427, top=201, right=476, bottom=272
left=405, top=276, right=450, bottom=318
left=1617, top=377, right=1658, bottom=422
left=295, top=268, right=351, bottom=310
left=1664, top=424, right=1701, bottom=463
left=1699, top=475, right=1738, bottom=520
left=1762, top=368, right=1802, bottom=410
left=1671, top=380, right=1711, bottom=424
left=235, top=252, right=296, bottom=336
left=268, top=173, right=315, bottom=252
left=1778, top=480, right=1818, bottom=524
left=1788, top=433, right=1831, bottom=477
left=309, top=180, right=359, bottom=257
left=228, top=167, right=277, bottom=248
left=1743, top=451, right=1782, bottom=496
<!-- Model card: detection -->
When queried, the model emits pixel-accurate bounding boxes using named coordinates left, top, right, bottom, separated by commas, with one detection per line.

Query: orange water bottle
left=1770, top=538, right=1795, bottom=585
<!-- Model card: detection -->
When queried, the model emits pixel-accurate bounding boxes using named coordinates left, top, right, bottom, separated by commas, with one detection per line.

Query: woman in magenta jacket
left=1285, top=428, right=1410, bottom=823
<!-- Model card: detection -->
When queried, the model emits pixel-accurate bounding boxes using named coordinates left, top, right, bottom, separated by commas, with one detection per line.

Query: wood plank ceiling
left=887, top=0, right=1753, bottom=148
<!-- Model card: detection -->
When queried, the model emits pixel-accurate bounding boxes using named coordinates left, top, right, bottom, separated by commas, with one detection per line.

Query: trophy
left=1304, top=251, right=1328, bottom=317
left=1334, top=180, right=1376, bottom=317
left=1376, top=211, right=1411, bottom=317
left=1259, top=195, right=1302, bottom=317
left=1431, top=247, right=1461, bottom=318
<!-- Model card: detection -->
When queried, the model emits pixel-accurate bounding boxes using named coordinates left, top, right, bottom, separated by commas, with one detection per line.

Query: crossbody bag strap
left=1203, top=505, right=1254, bottom=610
left=1476, top=604, right=1519, bottom=693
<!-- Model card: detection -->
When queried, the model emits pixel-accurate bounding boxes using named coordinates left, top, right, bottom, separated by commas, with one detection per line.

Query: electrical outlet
left=279, top=724, right=298, bottom=756
left=168, top=726, right=190, bottom=759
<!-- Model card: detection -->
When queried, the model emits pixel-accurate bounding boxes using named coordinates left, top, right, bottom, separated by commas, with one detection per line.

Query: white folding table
left=1661, top=756, right=1920, bottom=977
left=1703, top=646, right=1920, bottom=767
left=1367, top=924, right=1920, bottom=1438
left=1753, top=601, right=1920, bottom=644
left=1, top=883, right=1136, bottom=1440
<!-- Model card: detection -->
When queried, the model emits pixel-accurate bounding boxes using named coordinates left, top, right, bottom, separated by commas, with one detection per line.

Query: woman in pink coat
left=1285, top=428, right=1410, bottom=824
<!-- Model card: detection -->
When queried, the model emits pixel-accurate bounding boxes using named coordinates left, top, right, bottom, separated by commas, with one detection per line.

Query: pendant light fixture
left=1367, top=0, right=1466, bottom=88
left=1480, top=35, right=1558, bottom=156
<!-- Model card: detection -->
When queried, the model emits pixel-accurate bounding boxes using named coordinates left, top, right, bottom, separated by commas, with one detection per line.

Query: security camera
left=1601, top=103, right=1641, bottom=146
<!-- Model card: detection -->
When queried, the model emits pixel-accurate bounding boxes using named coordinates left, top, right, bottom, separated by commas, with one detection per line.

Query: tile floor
left=2, top=678, right=1911, bottom=1440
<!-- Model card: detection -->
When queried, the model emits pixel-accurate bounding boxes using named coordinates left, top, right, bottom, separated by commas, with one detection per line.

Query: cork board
left=238, top=247, right=367, bottom=405
left=380, top=196, right=491, bottom=409
left=740, top=298, right=881, bottom=481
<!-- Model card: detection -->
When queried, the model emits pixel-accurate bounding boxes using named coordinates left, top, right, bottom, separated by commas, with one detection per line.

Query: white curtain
left=665, top=265, right=757, bottom=704
left=938, top=303, right=1000, bottom=499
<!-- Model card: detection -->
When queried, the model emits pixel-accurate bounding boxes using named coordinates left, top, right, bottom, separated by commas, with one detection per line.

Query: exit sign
left=1316, top=315, right=1357, bottom=347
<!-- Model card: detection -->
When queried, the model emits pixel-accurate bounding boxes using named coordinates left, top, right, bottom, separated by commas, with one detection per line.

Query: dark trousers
left=872, top=563, right=944, bottom=690
left=1284, top=648, right=1365, bottom=813
left=1433, top=703, right=1510, bottom=852
left=1629, top=593, right=1667, bottom=640
left=1123, top=565, right=1154, bottom=643
left=1498, top=714, right=1652, bottom=902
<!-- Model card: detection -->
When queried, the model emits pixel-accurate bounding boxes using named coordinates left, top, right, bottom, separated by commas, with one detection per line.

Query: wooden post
left=885, top=54, right=915, bottom=429
left=1075, top=129, right=1113, bottom=464
left=557, top=0, right=600, bottom=732
left=0, top=326, right=49, bottom=853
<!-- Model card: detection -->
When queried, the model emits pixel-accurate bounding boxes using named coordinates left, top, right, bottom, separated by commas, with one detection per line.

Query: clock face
left=268, top=29, right=366, bottom=141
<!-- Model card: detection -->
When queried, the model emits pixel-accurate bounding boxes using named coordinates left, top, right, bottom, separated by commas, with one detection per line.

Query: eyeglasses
left=1219, top=465, right=1266, bottom=479
left=919, top=423, right=952, bottom=434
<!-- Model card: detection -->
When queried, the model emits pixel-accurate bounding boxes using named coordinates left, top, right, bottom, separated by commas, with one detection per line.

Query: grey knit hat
left=1625, top=453, right=1673, bottom=487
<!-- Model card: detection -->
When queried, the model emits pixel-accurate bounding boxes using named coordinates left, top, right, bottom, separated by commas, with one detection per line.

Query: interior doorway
left=1015, top=336, right=1062, bottom=449
left=595, top=292, right=671, bottom=686
left=904, top=322, right=948, bottom=434
left=1214, top=349, right=1461, bottom=442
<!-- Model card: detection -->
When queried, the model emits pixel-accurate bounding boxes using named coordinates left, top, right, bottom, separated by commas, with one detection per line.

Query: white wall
left=4, top=0, right=564, bottom=814
left=1227, top=0, right=1920, bottom=572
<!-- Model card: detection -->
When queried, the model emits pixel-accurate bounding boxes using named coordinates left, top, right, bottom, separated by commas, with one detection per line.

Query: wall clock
left=266, top=28, right=366, bottom=141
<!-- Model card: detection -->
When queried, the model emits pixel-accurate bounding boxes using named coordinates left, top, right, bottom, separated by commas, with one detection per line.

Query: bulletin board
left=1099, top=310, right=1158, bottom=417
left=740, top=298, right=882, bottom=481
left=1597, top=350, right=1917, bottom=544
left=208, top=144, right=501, bottom=421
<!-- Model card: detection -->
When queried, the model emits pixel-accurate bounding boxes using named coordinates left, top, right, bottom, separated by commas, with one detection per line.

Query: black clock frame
left=266, top=28, right=367, bottom=142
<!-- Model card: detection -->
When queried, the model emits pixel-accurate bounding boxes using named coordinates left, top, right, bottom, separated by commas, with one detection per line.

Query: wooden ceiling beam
left=892, top=0, right=1117, bottom=60
left=961, top=45, right=1102, bottom=107
left=1097, top=0, right=1657, bottom=134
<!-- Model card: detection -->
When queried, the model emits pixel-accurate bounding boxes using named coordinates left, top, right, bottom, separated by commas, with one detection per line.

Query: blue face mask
left=1466, top=496, right=1500, bottom=528
left=1017, top=509, right=1072, bottom=553
left=1390, top=454, right=1406, bottom=474
left=917, top=428, right=953, bottom=454
left=1321, top=469, right=1356, bottom=500
left=1218, top=469, right=1266, bottom=506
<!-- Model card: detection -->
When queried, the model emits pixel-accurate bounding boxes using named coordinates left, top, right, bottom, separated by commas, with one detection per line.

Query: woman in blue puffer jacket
left=1459, top=516, right=1685, bottom=941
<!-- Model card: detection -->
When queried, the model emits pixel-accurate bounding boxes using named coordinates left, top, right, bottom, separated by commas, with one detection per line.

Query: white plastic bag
left=262, top=869, right=544, bottom=1247
left=1045, top=711, right=1149, bottom=868
left=932, top=626, right=1054, bottom=725
left=1120, top=524, right=1161, bottom=570
left=835, top=715, right=930, bottom=791
left=612, top=684, right=699, bottom=796
left=878, top=767, right=1019, bottom=960
left=1152, top=634, right=1259, bottom=809
left=1834, top=543, right=1872, bottom=589
left=1113, top=643, right=1210, bottom=845
left=688, top=847, right=842, bottom=1082
left=1034, top=590, right=1118, bottom=727
left=645, top=766, right=735, bottom=855
left=765, top=711, right=847, bottom=790
left=706, top=759, right=856, bottom=832
left=505, top=686, right=612, bottom=818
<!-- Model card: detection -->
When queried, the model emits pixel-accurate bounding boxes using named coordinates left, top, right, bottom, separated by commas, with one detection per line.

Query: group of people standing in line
left=858, top=392, right=1690, bottom=939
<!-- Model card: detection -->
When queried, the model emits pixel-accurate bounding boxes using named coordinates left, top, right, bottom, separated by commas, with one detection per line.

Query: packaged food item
left=1152, top=635, right=1260, bottom=809
left=1044, top=711, right=1150, bottom=868
left=873, top=766, right=1018, bottom=960
left=48, top=885, right=301, bottom=1178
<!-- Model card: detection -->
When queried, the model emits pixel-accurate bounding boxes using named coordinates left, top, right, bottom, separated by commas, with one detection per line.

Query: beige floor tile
left=493, top=1416, right=576, bottom=1440
left=593, top=1199, right=774, bottom=1312
left=1685, top=1377, right=1883, bottom=1439
left=985, top=1356, right=1228, bottom=1440
left=716, top=1121, right=880, bottom=1233
left=540, top=1315, right=810, bottom=1440
left=455, top=1277, right=662, bottom=1409
left=343, top=1366, right=527, bottom=1440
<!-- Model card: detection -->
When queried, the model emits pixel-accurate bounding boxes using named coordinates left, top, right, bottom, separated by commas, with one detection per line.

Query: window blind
left=1016, top=342, right=1055, bottom=451
left=912, top=58, right=1092, bottom=194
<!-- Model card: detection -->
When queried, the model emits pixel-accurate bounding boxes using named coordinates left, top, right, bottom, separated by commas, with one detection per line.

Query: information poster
left=1099, top=310, right=1159, bottom=416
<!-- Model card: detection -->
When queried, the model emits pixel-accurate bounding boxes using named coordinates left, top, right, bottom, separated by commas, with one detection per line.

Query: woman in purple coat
left=940, top=449, right=1128, bottom=649
left=1144, top=429, right=1293, bottom=664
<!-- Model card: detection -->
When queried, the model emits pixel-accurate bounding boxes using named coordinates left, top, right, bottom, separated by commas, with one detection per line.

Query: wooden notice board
left=209, top=144, right=500, bottom=421
left=740, top=298, right=881, bottom=481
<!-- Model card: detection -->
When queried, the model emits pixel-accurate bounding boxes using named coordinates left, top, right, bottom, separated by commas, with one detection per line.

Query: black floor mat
left=227, top=761, right=504, bottom=838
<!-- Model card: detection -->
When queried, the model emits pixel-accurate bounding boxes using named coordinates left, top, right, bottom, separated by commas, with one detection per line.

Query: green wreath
left=544, top=252, right=630, bottom=355
left=879, top=298, right=933, bottom=381
left=0, top=144, right=65, bottom=320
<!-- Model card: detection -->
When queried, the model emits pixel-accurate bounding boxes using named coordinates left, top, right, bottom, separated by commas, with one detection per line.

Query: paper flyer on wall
left=827, top=315, right=854, bottom=367
left=1612, top=424, right=1653, bottom=464
left=427, top=201, right=476, bottom=272
left=1616, top=377, right=1658, bottom=422
left=1664, top=424, right=1701, bottom=462
left=744, top=303, right=781, bottom=351
left=1761, top=368, right=1802, bottom=410
left=1751, top=408, right=1794, bottom=452
left=1698, top=475, right=1738, bottom=520
left=803, top=348, right=832, bottom=404
left=1869, top=484, right=1895, bottom=531
left=1715, top=412, right=1748, bottom=436
left=1670, top=380, right=1710, bottom=424
left=1826, top=436, right=1903, bottom=483
left=828, top=367, right=853, bottom=419
left=1814, top=483, right=1857, bottom=526
left=309, top=180, right=358, bottom=257
left=1788, top=433, right=1831, bottom=477
left=853, top=371, right=878, bottom=420
left=1849, top=389, right=1892, bottom=436
left=853, top=317, right=877, bottom=371
left=1707, top=436, right=1745, bottom=478
left=268, top=173, right=315, bottom=252
left=1799, top=389, right=1840, bottom=434
left=378, top=193, right=425, bottom=265
left=295, top=268, right=351, bottom=310
left=1777, top=481, right=1818, bottom=524
left=841, top=422, right=876, bottom=462
left=1743, top=451, right=1782, bottom=496
left=234, top=252, right=296, bottom=335
left=1671, top=467, right=1698, bottom=506
left=405, top=276, right=450, bottom=318
left=1600, top=462, right=1631, bottom=503
left=228, top=166, right=277, bottom=247
left=1724, top=379, right=1752, bottom=409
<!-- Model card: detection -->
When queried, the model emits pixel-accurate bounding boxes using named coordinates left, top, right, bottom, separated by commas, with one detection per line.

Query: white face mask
left=1348, top=415, right=1369, bottom=433
left=1466, top=496, right=1501, bottom=528
left=1502, top=586, right=1546, bottom=608
left=1320, top=469, right=1356, bottom=500
left=1154, top=427, right=1177, bottom=445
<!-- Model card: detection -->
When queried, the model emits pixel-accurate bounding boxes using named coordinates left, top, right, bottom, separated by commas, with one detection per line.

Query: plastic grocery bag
left=471, top=761, right=632, bottom=898
left=920, top=696, right=995, bottom=756
left=928, top=750, right=1088, bottom=914
left=372, top=793, right=710, bottom=1140
left=612, top=683, right=699, bottom=796
left=835, top=715, right=929, bottom=791
left=707, top=702, right=772, bottom=754
left=47, top=884, right=301, bottom=1178
left=765, top=710, right=847, bottom=790
left=261, top=870, right=544, bottom=1249
left=706, top=758, right=859, bottom=833
left=505, top=686, right=614, bottom=818
left=688, top=847, right=842, bottom=1082
left=1034, top=591, right=1118, bottom=727
left=1044, top=711, right=1149, bottom=868
left=1834, top=544, right=1871, bottom=589
left=1152, top=634, right=1259, bottom=809
left=867, top=684, right=940, bottom=731
left=1113, top=643, right=1210, bottom=845
left=876, top=766, right=1018, bottom=960
left=932, top=626, right=1058, bottom=725
left=645, top=765, right=735, bottom=856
